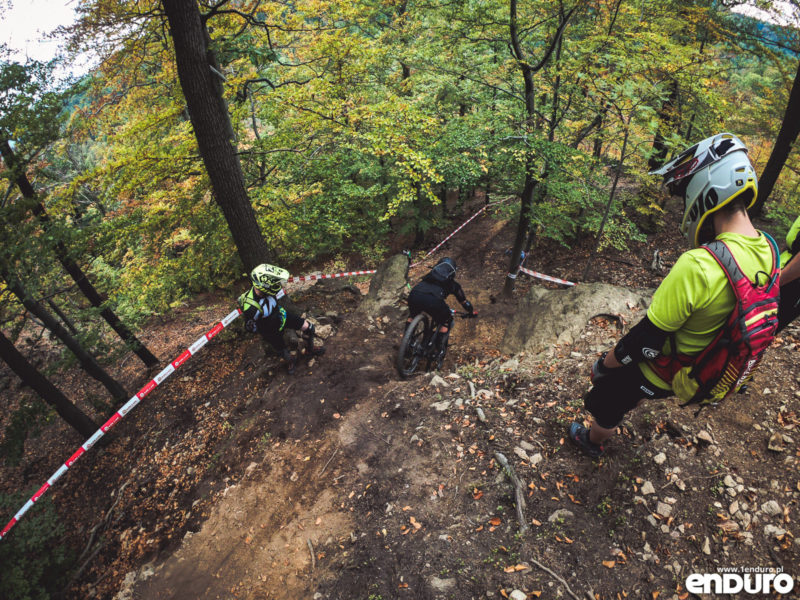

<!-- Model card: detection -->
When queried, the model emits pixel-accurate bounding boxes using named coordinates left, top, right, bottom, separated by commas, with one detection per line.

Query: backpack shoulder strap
left=702, top=240, right=742, bottom=289
left=760, top=231, right=780, bottom=276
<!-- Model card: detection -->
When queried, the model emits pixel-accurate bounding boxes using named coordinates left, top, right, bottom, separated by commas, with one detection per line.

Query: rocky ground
left=0, top=198, right=798, bottom=600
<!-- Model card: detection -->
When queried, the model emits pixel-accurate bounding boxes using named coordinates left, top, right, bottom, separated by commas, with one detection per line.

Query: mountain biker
left=569, top=133, right=778, bottom=458
left=777, top=214, right=800, bottom=332
left=238, top=264, right=325, bottom=374
left=406, top=257, right=476, bottom=358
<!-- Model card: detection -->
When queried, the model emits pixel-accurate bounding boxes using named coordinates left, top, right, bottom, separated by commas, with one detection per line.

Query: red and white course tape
left=0, top=308, right=244, bottom=541
left=287, top=270, right=376, bottom=283
left=517, top=266, right=576, bottom=287
left=410, top=205, right=488, bottom=268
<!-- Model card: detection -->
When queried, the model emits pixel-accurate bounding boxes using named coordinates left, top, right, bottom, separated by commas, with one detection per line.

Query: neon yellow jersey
left=780, top=214, right=800, bottom=268
left=640, top=231, right=776, bottom=390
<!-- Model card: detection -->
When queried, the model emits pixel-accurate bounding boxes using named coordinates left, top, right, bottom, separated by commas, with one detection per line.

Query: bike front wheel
left=397, top=314, right=428, bottom=379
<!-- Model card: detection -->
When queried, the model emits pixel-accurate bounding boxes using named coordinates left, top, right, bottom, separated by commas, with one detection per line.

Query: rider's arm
left=781, top=252, right=800, bottom=287
left=451, top=281, right=475, bottom=313
left=610, top=314, right=669, bottom=366
left=601, top=253, right=704, bottom=370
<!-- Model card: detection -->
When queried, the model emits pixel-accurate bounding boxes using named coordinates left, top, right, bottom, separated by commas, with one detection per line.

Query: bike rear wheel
left=397, top=314, right=428, bottom=378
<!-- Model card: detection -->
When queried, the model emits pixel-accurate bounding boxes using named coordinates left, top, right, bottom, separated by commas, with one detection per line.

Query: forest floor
left=1, top=197, right=799, bottom=600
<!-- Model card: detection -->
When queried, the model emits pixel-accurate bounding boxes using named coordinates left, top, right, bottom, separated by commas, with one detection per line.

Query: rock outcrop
left=358, top=254, right=410, bottom=316
left=502, top=282, right=654, bottom=355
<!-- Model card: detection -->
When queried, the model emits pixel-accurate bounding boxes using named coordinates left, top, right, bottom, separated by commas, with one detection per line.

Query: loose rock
left=761, top=500, right=782, bottom=517
left=548, top=509, right=575, bottom=523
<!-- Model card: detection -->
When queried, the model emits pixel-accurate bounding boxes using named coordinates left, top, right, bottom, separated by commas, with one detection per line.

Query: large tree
left=161, top=0, right=272, bottom=270
left=1, top=270, right=128, bottom=403
left=0, top=140, right=159, bottom=368
left=0, top=329, right=99, bottom=438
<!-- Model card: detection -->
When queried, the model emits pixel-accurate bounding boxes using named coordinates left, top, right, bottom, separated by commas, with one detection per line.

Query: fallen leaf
left=315, top=517, right=322, bottom=525
left=652, top=593, right=660, bottom=600
left=409, top=516, right=422, bottom=530
left=398, top=583, right=408, bottom=589
left=500, top=590, right=509, bottom=599
left=489, top=517, right=502, bottom=526
left=402, top=506, right=411, bottom=511
left=532, top=519, right=542, bottom=526
left=473, top=489, right=484, bottom=500
left=531, top=592, right=542, bottom=598
left=333, top=413, right=341, bottom=419
left=503, top=565, right=516, bottom=573
left=244, top=536, right=252, bottom=545
left=602, top=560, right=616, bottom=568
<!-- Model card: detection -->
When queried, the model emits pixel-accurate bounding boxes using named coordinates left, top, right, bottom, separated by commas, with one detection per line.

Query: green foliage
left=0, top=491, right=74, bottom=600
left=0, top=401, right=50, bottom=466
left=2, top=0, right=796, bottom=329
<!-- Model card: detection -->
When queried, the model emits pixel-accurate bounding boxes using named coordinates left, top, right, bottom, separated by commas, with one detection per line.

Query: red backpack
left=649, top=233, right=780, bottom=406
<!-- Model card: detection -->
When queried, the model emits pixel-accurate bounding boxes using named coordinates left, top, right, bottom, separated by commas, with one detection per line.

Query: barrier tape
left=286, top=270, right=376, bottom=283
left=410, top=205, right=488, bottom=268
left=0, top=308, right=244, bottom=541
left=1, top=199, right=570, bottom=540
left=517, top=266, right=576, bottom=287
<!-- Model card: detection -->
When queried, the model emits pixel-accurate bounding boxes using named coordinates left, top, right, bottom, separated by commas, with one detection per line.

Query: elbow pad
left=613, top=315, right=669, bottom=365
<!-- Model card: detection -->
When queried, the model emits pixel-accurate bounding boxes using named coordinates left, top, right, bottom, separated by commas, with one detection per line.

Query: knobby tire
left=397, top=314, right=428, bottom=379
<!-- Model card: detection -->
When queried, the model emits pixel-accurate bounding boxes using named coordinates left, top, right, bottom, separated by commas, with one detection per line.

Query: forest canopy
left=1, top=0, right=799, bottom=330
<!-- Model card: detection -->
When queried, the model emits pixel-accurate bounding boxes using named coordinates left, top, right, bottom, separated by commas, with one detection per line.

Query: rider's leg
left=570, top=364, right=670, bottom=456
left=257, top=317, right=296, bottom=373
left=405, top=291, right=425, bottom=334
left=433, top=310, right=454, bottom=353
left=300, top=320, right=325, bottom=355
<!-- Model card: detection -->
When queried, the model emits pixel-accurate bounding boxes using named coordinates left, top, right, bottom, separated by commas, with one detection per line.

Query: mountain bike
left=396, top=310, right=476, bottom=378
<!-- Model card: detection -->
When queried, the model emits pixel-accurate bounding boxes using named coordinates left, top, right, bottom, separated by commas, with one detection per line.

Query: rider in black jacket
left=406, top=257, right=476, bottom=355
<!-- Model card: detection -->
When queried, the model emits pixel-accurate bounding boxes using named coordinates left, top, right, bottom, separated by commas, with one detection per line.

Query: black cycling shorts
left=584, top=363, right=671, bottom=429
left=255, top=308, right=304, bottom=352
left=408, top=289, right=452, bottom=328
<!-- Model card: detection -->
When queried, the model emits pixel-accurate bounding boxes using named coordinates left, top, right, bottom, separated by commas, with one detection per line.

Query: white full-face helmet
left=651, top=133, right=758, bottom=248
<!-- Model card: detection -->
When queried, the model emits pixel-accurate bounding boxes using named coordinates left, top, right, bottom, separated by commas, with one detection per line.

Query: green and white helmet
left=651, top=133, right=757, bottom=248
left=250, top=263, right=289, bottom=295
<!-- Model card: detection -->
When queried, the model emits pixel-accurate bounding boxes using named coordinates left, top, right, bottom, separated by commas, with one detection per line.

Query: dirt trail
left=123, top=208, right=515, bottom=600
left=3, top=204, right=797, bottom=600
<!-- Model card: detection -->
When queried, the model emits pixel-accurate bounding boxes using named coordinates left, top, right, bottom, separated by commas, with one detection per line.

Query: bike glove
left=463, top=300, right=476, bottom=315
left=591, top=352, right=612, bottom=385
left=245, top=318, right=257, bottom=333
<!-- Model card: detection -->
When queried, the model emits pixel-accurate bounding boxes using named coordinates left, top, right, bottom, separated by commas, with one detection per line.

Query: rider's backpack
left=649, top=233, right=780, bottom=406
left=428, top=261, right=456, bottom=285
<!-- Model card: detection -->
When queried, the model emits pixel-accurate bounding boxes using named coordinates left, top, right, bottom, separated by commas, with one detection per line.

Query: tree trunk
left=0, top=140, right=159, bottom=368
left=751, top=59, right=800, bottom=217
left=503, top=0, right=576, bottom=296
left=0, top=329, right=98, bottom=438
left=46, top=297, right=78, bottom=335
left=3, top=271, right=128, bottom=402
left=582, top=123, right=630, bottom=280
left=162, top=0, right=272, bottom=271
left=503, top=169, right=536, bottom=296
